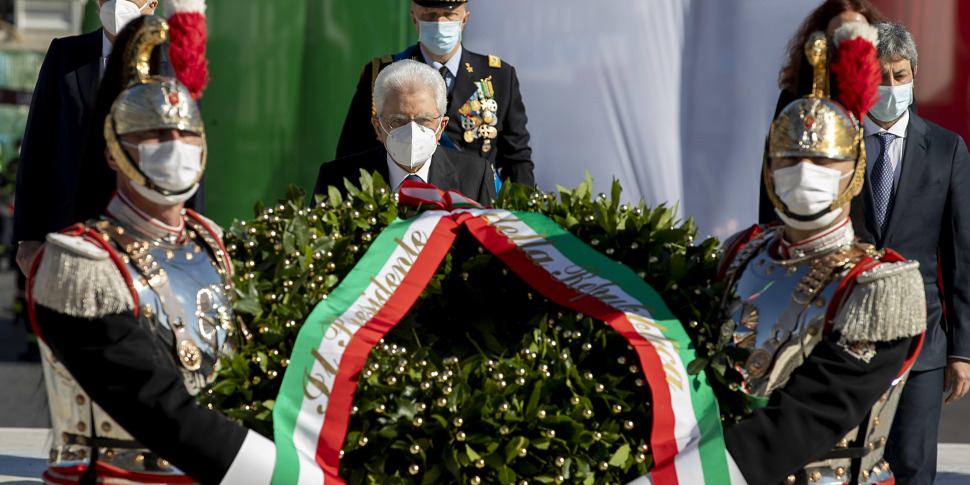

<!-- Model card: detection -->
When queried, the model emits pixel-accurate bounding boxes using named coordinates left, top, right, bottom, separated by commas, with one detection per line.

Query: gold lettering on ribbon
left=627, top=314, right=684, bottom=390
left=303, top=348, right=342, bottom=413
left=322, top=317, right=355, bottom=347
left=479, top=212, right=683, bottom=391
left=306, top=228, right=429, bottom=415
left=661, top=363, right=685, bottom=390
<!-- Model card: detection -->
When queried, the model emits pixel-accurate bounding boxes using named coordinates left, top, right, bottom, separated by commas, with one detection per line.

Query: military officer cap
left=413, top=0, right=468, bottom=8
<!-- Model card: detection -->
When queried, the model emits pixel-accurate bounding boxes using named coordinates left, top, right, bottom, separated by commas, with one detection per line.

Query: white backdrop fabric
left=464, top=1, right=818, bottom=239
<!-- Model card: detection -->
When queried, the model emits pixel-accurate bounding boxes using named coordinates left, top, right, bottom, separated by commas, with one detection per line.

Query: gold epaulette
left=488, top=54, right=501, bottom=68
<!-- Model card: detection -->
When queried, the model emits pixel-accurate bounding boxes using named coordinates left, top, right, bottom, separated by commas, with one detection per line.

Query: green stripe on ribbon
left=271, top=215, right=421, bottom=484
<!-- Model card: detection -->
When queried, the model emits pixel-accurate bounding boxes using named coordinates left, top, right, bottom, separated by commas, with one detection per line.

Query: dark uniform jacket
left=314, top=146, right=496, bottom=207
left=336, top=44, right=534, bottom=187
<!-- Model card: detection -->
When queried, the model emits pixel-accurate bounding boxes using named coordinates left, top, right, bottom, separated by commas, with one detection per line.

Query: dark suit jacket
left=15, top=30, right=200, bottom=243
left=314, top=146, right=496, bottom=207
left=852, top=111, right=970, bottom=370
left=335, top=44, right=534, bottom=186
left=15, top=30, right=103, bottom=243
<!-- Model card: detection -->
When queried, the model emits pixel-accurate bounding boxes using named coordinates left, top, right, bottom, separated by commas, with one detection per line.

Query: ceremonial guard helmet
left=103, top=16, right=205, bottom=198
left=765, top=26, right=880, bottom=222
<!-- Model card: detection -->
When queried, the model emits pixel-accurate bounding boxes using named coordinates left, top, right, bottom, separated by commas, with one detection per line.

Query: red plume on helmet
left=829, top=22, right=881, bottom=122
left=165, top=0, right=209, bottom=100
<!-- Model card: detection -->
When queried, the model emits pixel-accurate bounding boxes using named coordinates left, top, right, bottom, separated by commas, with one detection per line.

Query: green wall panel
left=80, top=1, right=414, bottom=225
left=202, top=0, right=413, bottom=226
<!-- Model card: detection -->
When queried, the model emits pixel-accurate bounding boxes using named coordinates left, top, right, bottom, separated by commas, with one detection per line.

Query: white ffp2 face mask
left=123, top=139, right=203, bottom=205
left=382, top=121, right=439, bottom=170
left=771, top=161, right=853, bottom=230
left=99, top=0, right=152, bottom=36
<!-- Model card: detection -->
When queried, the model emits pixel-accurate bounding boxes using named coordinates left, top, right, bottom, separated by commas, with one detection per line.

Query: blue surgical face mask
left=869, top=82, right=913, bottom=122
left=418, top=20, right=462, bottom=56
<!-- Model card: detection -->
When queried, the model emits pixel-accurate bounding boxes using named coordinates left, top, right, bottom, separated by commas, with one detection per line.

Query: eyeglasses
left=380, top=114, right=443, bottom=131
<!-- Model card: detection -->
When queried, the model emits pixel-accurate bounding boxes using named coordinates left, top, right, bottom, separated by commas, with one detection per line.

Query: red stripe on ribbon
left=609, top=316, right=680, bottom=484
left=312, top=216, right=462, bottom=482
left=398, top=180, right=484, bottom=212
left=461, top=214, right=680, bottom=484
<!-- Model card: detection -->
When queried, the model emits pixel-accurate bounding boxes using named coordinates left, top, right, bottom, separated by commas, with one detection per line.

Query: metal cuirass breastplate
left=126, top=237, right=236, bottom=394
left=722, top=245, right=844, bottom=398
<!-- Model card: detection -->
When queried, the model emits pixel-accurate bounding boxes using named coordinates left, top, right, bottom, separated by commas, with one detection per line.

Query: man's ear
left=913, top=64, right=917, bottom=79
left=371, top=117, right=386, bottom=143
left=436, top=116, right=450, bottom=141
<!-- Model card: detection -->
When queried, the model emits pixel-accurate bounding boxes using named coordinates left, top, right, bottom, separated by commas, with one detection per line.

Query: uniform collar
left=777, top=217, right=854, bottom=260
left=105, top=190, right=188, bottom=244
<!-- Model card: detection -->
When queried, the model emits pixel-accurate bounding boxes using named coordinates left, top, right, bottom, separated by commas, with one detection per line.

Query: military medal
left=458, top=76, right=500, bottom=155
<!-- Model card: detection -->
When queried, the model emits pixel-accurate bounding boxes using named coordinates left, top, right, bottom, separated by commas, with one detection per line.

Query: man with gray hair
left=335, top=0, right=534, bottom=189
left=314, top=59, right=496, bottom=206
left=852, top=20, right=970, bottom=485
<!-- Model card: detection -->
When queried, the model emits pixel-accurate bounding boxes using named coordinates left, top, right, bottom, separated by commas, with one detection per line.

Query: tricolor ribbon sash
left=272, top=183, right=743, bottom=484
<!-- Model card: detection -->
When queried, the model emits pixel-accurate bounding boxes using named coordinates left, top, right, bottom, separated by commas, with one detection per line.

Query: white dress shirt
left=101, top=32, right=114, bottom=79
left=387, top=152, right=433, bottom=193
left=425, top=44, right=462, bottom=93
left=864, top=109, right=910, bottom=193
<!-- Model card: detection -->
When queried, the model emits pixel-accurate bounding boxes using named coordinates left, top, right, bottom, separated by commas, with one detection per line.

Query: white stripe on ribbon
left=292, top=211, right=447, bottom=484
left=467, top=209, right=706, bottom=484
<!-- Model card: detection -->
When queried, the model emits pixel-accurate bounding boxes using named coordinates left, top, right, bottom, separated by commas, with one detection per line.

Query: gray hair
left=373, top=59, right=448, bottom=117
left=873, top=21, right=918, bottom=72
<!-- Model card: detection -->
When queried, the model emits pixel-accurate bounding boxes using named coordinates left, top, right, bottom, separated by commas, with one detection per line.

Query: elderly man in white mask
left=314, top=59, right=496, bottom=206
